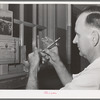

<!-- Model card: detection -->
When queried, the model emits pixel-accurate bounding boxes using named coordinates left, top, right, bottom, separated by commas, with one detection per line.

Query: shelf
left=0, top=72, right=28, bottom=81
left=14, top=19, right=47, bottom=31
left=0, top=72, right=28, bottom=89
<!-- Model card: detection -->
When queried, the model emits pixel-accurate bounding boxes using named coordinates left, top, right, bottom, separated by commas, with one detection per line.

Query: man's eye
left=77, top=34, right=80, bottom=38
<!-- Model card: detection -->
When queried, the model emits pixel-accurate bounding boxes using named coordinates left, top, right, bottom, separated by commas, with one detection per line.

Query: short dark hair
left=86, top=13, right=100, bottom=29
left=81, top=6, right=100, bottom=29
left=82, top=6, right=100, bottom=13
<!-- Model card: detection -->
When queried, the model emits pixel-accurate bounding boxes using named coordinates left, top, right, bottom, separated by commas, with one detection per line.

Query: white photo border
left=0, top=1, right=100, bottom=99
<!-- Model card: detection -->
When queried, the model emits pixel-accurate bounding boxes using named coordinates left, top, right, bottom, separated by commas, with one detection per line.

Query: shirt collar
left=85, top=57, right=100, bottom=70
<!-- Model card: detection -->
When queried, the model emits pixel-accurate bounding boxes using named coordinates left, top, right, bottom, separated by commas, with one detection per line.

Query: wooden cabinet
left=0, top=72, right=28, bottom=89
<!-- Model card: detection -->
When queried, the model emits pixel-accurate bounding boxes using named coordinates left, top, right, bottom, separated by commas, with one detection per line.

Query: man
left=26, top=6, right=100, bottom=90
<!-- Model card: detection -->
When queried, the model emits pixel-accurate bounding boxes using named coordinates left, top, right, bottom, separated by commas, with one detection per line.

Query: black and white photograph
left=0, top=9, right=13, bottom=36
left=0, top=1, right=100, bottom=98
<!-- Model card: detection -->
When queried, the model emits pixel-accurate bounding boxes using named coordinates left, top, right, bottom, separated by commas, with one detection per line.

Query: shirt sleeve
left=60, top=69, right=100, bottom=90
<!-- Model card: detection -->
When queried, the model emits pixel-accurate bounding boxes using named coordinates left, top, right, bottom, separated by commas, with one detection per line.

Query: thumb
left=23, top=60, right=29, bottom=67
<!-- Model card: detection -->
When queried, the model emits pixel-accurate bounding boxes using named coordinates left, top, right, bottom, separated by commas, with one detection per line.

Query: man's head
left=73, top=6, right=100, bottom=63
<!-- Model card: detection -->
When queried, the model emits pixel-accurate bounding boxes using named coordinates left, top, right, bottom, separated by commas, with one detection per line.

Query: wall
left=57, top=4, right=67, bottom=29
left=0, top=4, right=8, bottom=10
left=56, top=4, right=68, bottom=67
left=56, top=4, right=72, bottom=72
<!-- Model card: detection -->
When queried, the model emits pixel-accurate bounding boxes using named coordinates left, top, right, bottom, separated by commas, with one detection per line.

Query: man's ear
left=91, top=30, right=99, bottom=46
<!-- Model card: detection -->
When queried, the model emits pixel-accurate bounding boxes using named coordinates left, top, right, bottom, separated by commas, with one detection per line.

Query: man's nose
left=73, top=35, right=77, bottom=44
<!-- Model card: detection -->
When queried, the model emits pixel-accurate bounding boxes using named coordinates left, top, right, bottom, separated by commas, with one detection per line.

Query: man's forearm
left=53, top=61, right=73, bottom=86
left=26, top=65, right=38, bottom=89
left=26, top=76, right=38, bottom=89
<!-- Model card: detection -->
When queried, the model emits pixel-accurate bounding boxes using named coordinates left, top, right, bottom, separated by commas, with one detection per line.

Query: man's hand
left=23, top=60, right=30, bottom=72
left=44, top=46, right=61, bottom=65
left=43, top=46, right=73, bottom=86
left=28, top=47, right=40, bottom=73
left=26, top=47, right=40, bottom=89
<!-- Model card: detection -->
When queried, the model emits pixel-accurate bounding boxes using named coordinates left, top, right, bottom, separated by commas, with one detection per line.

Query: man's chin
left=79, top=52, right=83, bottom=56
left=79, top=52, right=86, bottom=58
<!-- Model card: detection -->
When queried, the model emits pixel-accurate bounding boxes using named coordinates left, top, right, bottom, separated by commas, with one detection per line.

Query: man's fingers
left=23, top=60, right=29, bottom=66
left=23, top=60, right=30, bottom=72
left=51, top=46, right=58, bottom=52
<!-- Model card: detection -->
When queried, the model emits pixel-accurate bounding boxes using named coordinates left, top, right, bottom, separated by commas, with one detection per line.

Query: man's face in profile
left=73, top=12, right=92, bottom=59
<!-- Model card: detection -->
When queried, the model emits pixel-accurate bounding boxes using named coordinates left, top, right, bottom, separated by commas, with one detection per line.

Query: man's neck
left=88, top=52, right=100, bottom=63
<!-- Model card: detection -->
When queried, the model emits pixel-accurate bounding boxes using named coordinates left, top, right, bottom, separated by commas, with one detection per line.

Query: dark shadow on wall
left=55, top=28, right=68, bottom=68
left=71, top=5, right=81, bottom=74
left=38, top=62, right=63, bottom=89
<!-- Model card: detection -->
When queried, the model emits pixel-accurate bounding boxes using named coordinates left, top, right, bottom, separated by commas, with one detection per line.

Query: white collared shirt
left=61, top=57, right=100, bottom=90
